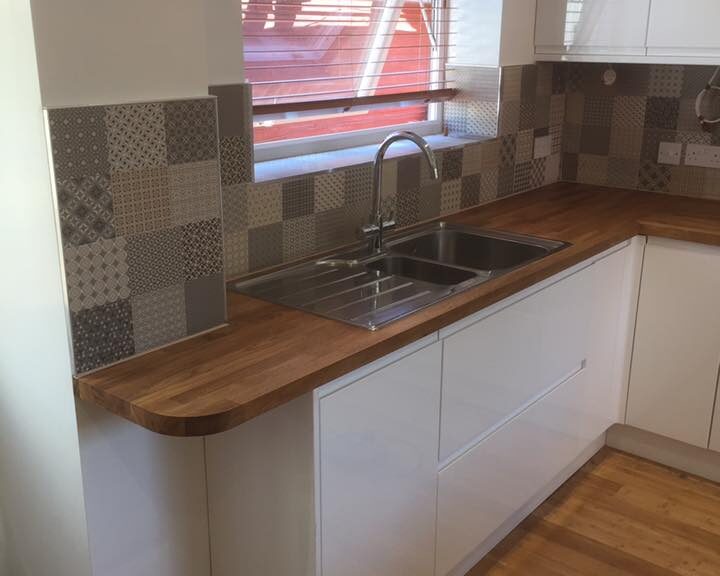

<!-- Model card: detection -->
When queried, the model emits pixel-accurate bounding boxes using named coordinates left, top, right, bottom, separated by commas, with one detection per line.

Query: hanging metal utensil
left=696, top=67, right=720, bottom=128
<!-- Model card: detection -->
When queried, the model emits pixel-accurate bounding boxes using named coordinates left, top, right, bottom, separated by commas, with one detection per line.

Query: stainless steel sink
left=232, top=223, right=569, bottom=330
left=387, top=223, right=564, bottom=273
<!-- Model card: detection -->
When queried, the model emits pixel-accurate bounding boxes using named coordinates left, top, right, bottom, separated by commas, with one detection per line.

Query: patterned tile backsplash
left=51, top=61, right=720, bottom=374
left=215, top=64, right=564, bottom=279
left=558, top=62, right=720, bottom=199
left=48, top=98, right=226, bottom=374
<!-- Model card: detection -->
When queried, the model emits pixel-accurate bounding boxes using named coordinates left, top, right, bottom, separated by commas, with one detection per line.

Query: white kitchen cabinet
left=440, top=265, right=592, bottom=462
left=647, top=1, right=720, bottom=60
left=437, top=366, right=592, bottom=576
left=535, top=0, right=651, bottom=59
left=316, top=339, right=442, bottom=576
left=627, top=238, right=720, bottom=449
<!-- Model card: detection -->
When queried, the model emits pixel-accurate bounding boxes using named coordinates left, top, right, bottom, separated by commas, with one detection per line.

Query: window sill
left=254, top=134, right=488, bottom=183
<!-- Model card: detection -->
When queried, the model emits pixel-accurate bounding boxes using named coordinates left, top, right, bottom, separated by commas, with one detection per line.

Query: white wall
left=29, top=0, right=210, bottom=106
left=0, top=0, right=92, bottom=574
left=205, top=0, right=246, bottom=85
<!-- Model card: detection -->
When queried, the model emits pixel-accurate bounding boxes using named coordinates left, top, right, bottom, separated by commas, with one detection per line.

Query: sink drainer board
left=232, top=223, right=569, bottom=330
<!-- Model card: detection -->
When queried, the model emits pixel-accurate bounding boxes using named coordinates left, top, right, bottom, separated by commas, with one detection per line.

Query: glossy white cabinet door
left=437, top=365, right=602, bottom=575
left=628, top=238, right=720, bottom=448
left=440, top=266, right=592, bottom=461
left=535, top=0, right=651, bottom=57
left=317, top=341, right=442, bottom=576
left=647, top=0, right=720, bottom=58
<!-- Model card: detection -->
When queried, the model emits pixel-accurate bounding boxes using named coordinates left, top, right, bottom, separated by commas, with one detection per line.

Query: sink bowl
left=366, top=255, right=478, bottom=286
left=232, top=222, right=569, bottom=330
left=388, top=224, right=566, bottom=273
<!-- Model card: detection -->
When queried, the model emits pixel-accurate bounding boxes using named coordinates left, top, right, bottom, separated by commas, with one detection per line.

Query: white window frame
left=251, top=0, right=450, bottom=163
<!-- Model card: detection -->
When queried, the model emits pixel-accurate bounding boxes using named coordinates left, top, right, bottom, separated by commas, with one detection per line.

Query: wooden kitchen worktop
left=74, top=183, right=720, bottom=436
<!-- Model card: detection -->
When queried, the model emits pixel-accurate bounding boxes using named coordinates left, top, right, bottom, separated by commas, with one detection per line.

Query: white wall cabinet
left=535, top=0, right=720, bottom=63
left=535, top=0, right=651, bottom=59
left=647, top=1, right=720, bottom=60
left=316, top=339, right=442, bottom=576
left=627, top=238, right=720, bottom=449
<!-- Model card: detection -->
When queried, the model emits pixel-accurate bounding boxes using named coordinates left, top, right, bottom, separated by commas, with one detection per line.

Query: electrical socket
left=534, top=135, right=551, bottom=159
left=657, top=142, right=682, bottom=166
left=685, top=144, right=720, bottom=169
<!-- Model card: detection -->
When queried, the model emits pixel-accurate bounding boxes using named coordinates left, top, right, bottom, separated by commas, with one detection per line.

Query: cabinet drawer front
left=437, top=365, right=603, bottom=575
left=647, top=0, right=720, bottom=53
left=318, top=342, right=442, bottom=576
left=440, top=268, right=591, bottom=460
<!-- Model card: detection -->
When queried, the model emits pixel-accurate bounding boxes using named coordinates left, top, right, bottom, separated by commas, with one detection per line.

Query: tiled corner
left=47, top=97, right=224, bottom=374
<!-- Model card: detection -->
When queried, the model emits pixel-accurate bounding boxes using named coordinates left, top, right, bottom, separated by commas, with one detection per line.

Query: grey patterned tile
left=544, top=154, right=561, bottom=185
left=64, top=237, right=131, bottom=313
left=582, top=96, right=614, bottom=127
left=111, top=167, right=172, bottom=236
left=609, top=126, right=644, bottom=159
left=314, top=171, right=346, bottom=211
left=283, top=215, right=316, bottom=261
left=682, top=66, right=717, bottom=98
left=565, top=93, right=585, bottom=124
left=580, top=125, right=611, bottom=155
left=550, top=125, right=563, bottom=154
left=56, top=174, right=115, bottom=247
left=396, top=187, right=420, bottom=227
left=530, top=157, right=546, bottom=189
left=549, top=94, right=566, bottom=127
left=675, top=131, right=712, bottom=145
left=481, top=140, right=500, bottom=170
left=640, top=129, right=676, bottom=162
left=219, top=135, right=254, bottom=185
left=442, top=149, right=463, bottom=180
left=648, top=65, right=684, bottom=98
left=702, top=169, right=720, bottom=200
left=519, top=101, right=536, bottom=131
left=126, top=228, right=184, bottom=295
left=247, top=181, right=282, bottom=228
left=645, top=97, right=680, bottom=130
left=344, top=164, right=373, bottom=206
left=498, top=101, right=520, bottom=135
left=515, top=130, right=534, bottom=163
left=480, top=168, right=499, bottom=202
left=552, top=63, right=567, bottom=95
left=168, top=160, right=222, bottom=226
left=48, top=107, right=109, bottom=180
left=397, top=155, right=421, bottom=192
left=564, top=124, right=582, bottom=154
left=462, top=143, right=483, bottom=176
left=185, top=273, right=226, bottom=334
left=224, top=229, right=249, bottom=279
left=536, top=63, right=553, bottom=97
left=638, top=162, right=671, bottom=193
left=248, top=222, right=283, bottom=271
left=577, top=154, right=608, bottom=186
left=612, top=96, right=647, bottom=129
left=497, top=166, right=515, bottom=197
left=282, top=177, right=315, bottom=220
left=70, top=299, right=134, bottom=374
left=562, top=153, right=579, bottom=181
left=614, top=64, right=650, bottom=96
left=676, top=99, right=699, bottom=132
left=513, top=161, right=532, bottom=194
left=499, top=134, right=517, bottom=168
left=418, top=182, right=441, bottom=221
left=535, top=96, right=551, bottom=129
left=210, top=84, right=253, bottom=140
left=131, top=285, right=187, bottom=353
left=315, top=208, right=355, bottom=250
left=460, top=174, right=481, bottom=208
left=164, top=99, right=218, bottom=165
left=501, top=67, right=522, bottom=102
left=182, top=218, right=223, bottom=280
left=607, top=157, right=640, bottom=189
left=520, top=65, right=538, bottom=101
left=105, top=103, right=167, bottom=172
left=440, top=180, right=462, bottom=215
left=222, top=183, right=248, bottom=233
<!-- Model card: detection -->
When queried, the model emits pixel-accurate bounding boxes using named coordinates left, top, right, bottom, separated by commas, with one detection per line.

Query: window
left=242, top=0, right=455, bottom=160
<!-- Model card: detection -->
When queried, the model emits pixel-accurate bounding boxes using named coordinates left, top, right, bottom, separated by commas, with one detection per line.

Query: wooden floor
left=470, top=448, right=720, bottom=576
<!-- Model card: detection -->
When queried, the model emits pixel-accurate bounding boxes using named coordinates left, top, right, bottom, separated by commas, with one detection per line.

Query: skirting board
left=447, top=433, right=607, bottom=576
left=606, top=424, right=720, bottom=484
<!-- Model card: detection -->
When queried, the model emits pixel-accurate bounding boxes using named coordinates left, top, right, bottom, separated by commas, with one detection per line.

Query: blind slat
left=245, top=43, right=455, bottom=54
left=252, top=68, right=453, bottom=87
left=245, top=56, right=448, bottom=71
left=253, top=80, right=449, bottom=102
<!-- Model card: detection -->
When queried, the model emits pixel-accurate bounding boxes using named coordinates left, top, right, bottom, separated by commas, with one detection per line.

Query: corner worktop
left=74, top=183, right=720, bottom=436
